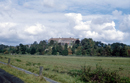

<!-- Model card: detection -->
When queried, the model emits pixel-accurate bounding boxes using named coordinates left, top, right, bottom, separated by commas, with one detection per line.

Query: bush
left=4, top=51, right=9, bottom=54
left=26, top=62, right=32, bottom=66
left=15, top=59, right=22, bottom=62
left=69, top=65, right=130, bottom=83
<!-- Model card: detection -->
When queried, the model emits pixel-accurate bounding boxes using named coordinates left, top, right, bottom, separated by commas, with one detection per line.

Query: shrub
left=0, top=56, right=3, bottom=59
left=33, top=63, right=41, bottom=66
left=4, top=51, right=9, bottom=54
left=69, top=65, right=130, bottom=83
left=26, top=62, right=32, bottom=66
left=15, top=59, right=22, bottom=62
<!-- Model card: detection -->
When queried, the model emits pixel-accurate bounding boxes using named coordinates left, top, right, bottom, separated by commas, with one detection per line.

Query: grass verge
left=0, top=63, right=47, bottom=83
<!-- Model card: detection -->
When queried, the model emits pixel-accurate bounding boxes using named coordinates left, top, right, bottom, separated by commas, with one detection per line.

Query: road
left=0, top=68, right=24, bottom=83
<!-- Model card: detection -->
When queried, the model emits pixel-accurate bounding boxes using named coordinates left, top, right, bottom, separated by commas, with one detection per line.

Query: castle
left=48, top=38, right=77, bottom=46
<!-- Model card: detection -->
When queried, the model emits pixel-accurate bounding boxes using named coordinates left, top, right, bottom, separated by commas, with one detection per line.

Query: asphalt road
left=0, top=68, right=24, bottom=83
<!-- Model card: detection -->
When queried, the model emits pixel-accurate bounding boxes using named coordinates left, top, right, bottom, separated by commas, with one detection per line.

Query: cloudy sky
left=0, top=0, right=130, bottom=45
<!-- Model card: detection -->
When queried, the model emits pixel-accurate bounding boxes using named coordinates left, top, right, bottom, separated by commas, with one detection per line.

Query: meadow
left=0, top=54, right=130, bottom=83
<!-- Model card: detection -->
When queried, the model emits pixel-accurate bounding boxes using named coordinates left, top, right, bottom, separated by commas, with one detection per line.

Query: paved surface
left=0, top=61, right=59, bottom=83
left=0, top=68, right=24, bottom=83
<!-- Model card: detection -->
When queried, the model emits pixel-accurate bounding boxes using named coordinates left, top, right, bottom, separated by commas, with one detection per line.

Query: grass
left=0, top=54, right=130, bottom=83
left=0, top=63, right=47, bottom=83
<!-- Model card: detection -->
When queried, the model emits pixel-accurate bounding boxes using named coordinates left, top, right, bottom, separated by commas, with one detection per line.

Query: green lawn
left=0, top=54, right=130, bottom=83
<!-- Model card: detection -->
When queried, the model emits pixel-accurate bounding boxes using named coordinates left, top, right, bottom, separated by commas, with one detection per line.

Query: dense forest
left=0, top=38, right=130, bottom=57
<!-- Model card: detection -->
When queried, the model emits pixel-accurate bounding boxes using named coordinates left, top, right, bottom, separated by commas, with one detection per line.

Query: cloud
left=0, top=22, right=17, bottom=38
left=0, top=22, right=22, bottom=45
left=65, top=13, right=91, bottom=31
left=0, top=22, right=51, bottom=45
left=24, top=23, right=46, bottom=35
left=65, top=13, right=128, bottom=43
left=71, top=0, right=130, bottom=8
left=112, top=10, right=122, bottom=16
left=0, top=22, right=16, bottom=28
left=0, top=0, right=130, bottom=45
left=119, top=15, right=130, bottom=32
left=42, top=0, right=54, bottom=8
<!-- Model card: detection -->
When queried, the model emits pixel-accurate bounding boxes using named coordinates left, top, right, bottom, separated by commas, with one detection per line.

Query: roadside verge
left=0, top=61, right=59, bottom=83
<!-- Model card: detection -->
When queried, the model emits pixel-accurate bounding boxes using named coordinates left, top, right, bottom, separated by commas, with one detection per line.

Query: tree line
left=0, top=38, right=130, bottom=57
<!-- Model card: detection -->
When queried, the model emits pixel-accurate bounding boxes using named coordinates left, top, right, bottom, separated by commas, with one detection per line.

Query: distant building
left=48, top=38, right=77, bottom=46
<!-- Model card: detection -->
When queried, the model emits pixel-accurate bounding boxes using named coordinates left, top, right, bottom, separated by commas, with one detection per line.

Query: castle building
left=48, top=38, right=77, bottom=46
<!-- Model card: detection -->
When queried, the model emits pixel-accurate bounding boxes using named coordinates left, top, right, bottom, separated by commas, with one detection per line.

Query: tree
left=104, top=46, right=112, bottom=56
left=76, top=46, right=82, bottom=55
left=56, top=44, right=63, bottom=55
left=19, top=43, right=26, bottom=54
left=37, top=40, right=47, bottom=55
left=30, top=47, right=36, bottom=55
left=120, top=46, right=128, bottom=57
left=127, top=49, right=130, bottom=57
left=75, top=39, right=80, bottom=45
left=62, top=43, right=68, bottom=56
left=65, top=43, right=68, bottom=49
left=50, top=40, right=54, bottom=46
left=81, top=38, right=95, bottom=56
left=111, top=43, right=123, bottom=56
left=62, top=49, right=68, bottom=56
left=39, top=40, right=47, bottom=45
left=71, top=45, right=75, bottom=54
left=16, top=46, right=20, bottom=54
left=9, top=46, right=16, bottom=54
left=0, top=48, right=2, bottom=53
left=52, top=46, right=57, bottom=55
left=4, top=50, right=9, bottom=54
left=33, top=41, right=38, bottom=45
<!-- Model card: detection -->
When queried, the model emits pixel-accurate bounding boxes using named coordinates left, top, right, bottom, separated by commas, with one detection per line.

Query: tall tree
left=37, top=40, right=47, bottom=55
left=56, top=44, right=63, bottom=55
left=62, top=43, right=68, bottom=56
left=81, top=38, right=95, bottom=56
left=52, top=46, right=57, bottom=55
left=19, top=43, right=26, bottom=54
left=76, top=46, right=82, bottom=55
left=75, top=39, right=80, bottom=45
left=50, top=40, right=54, bottom=46
left=33, top=41, right=38, bottom=45
left=104, top=46, right=112, bottom=56
left=16, top=46, right=20, bottom=54
left=71, top=45, right=75, bottom=54
left=111, top=43, right=124, bottom=56
left=30, top=47, right=36, bottom=55
left=120, top=46, right=128, bottom=57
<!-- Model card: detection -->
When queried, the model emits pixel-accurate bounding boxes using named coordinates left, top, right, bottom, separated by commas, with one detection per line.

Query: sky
left=0, top=0, right=130, bottom=46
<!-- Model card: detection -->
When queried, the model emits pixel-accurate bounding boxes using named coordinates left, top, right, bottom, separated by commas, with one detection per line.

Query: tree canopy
left=0, top=38, right=130, bottom=57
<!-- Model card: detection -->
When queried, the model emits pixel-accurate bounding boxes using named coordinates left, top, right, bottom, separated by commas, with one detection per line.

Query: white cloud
left=112, top=10, right=122, bottom=16
left=119, top=15, right=130, bottom=32
left=0, top=22, right=17, bottom=38
left=0, top=0, right=130, bottom=45
left=65, top=13, right=128, bottom=43
left=65, top=13, right=91, bottom=30
left=0, top=22, right=16, bottom=28
left=24, top=23, right=46, bottom=35
left=112, top=10, right=124, bottom=21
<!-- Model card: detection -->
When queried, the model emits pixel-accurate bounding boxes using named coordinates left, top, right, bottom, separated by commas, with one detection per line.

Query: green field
left=0, top=54, right=130, bottom=83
